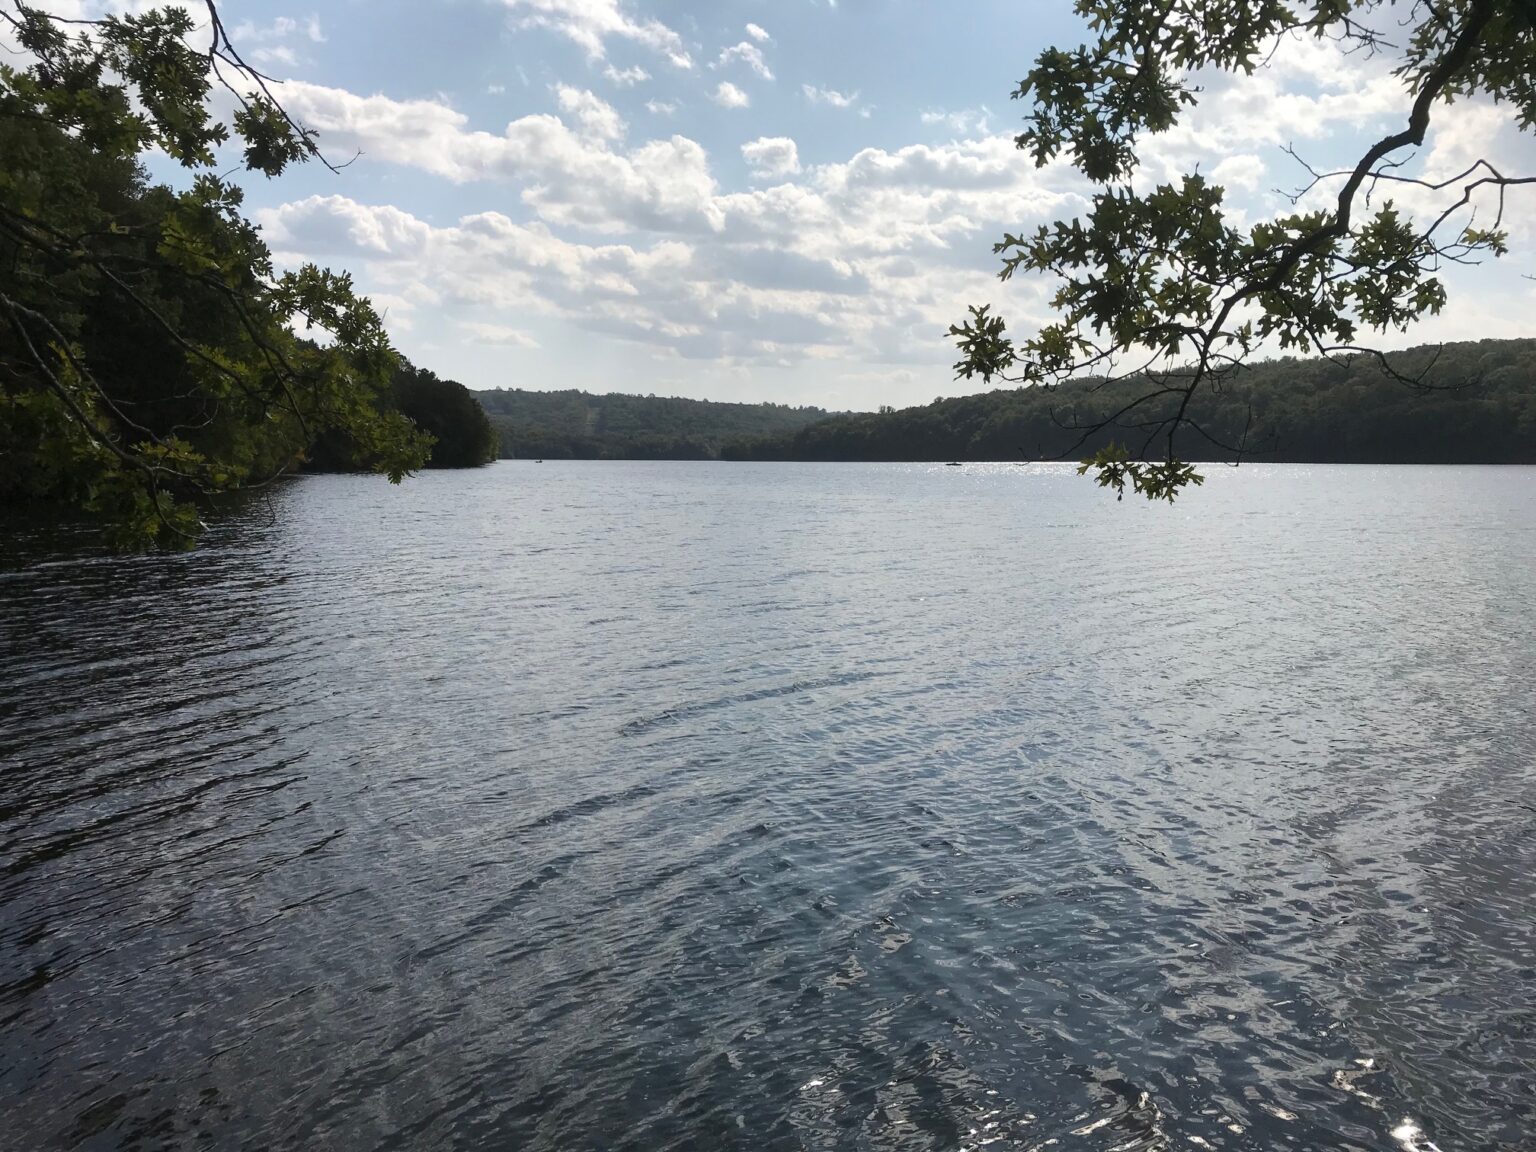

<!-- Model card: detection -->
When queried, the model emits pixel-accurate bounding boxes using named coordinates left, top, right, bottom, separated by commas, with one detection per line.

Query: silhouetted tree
left=951, top=0, right=1536, bottom=500
left=393, top=364, right=499, bottom=468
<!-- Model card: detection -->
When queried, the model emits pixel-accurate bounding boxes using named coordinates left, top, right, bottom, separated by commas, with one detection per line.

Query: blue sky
left=60, top=1, right=1536, bottom=408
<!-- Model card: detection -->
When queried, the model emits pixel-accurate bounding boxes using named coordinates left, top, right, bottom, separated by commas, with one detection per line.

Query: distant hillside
left=721, top=338, right=1536, bottom=465
left=477, top=388, right=835, bottom=460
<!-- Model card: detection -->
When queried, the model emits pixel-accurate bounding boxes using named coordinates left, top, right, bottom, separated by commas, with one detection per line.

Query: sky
left=23, top=1, right=1536, bottom=408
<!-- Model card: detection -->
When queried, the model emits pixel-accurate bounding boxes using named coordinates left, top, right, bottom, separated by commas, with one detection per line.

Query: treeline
left=719, top=339, right=1536, bottom=464
left=477, top=388, right=832, bottom=460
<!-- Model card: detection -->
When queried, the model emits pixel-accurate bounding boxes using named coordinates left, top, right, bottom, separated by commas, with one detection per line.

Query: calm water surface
left=2, top=462, right=1534, bottom=1151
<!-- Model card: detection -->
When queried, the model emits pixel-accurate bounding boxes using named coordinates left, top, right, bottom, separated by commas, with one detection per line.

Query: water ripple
left=2, top=462, right=1534, bottom=1151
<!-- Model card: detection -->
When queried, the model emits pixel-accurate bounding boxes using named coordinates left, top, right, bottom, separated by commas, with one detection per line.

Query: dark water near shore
left=3, top=462, right=1534, bottom=1152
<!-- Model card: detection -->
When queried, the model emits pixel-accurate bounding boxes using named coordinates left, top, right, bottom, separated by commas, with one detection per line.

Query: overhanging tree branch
left=953, top=0, right=1534, bottom=500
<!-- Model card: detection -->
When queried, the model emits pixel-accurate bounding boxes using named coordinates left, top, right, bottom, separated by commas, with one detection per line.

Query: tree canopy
left=950, top=0, right=1536, bottom=501
left=392, top=366, right=500, bottom=469
left=305, top=359, right=501, bottom=472
left=0, top=2, right=430, bottom=547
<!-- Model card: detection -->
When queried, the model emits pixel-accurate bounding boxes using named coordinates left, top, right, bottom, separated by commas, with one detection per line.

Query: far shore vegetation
left=483, top=338, right=1536, bottom=466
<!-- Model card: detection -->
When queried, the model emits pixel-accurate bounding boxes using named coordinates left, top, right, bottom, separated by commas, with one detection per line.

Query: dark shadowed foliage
left=0, top=1, right=429, bottom=547
left=393, top=364, right=499, bottom=468
left=306, top=358, right=500, bottom=471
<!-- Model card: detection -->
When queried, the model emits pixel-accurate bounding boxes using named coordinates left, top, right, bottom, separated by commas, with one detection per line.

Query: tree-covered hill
left=477, top=388, right=834, bottom=460
left=719, top=339, right=1536, bottom=465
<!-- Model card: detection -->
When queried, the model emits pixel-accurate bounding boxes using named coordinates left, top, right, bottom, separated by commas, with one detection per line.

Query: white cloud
left=459, top=321, right=542, bottom=347
left=280, top=81, right=723, bottom=232
left=554, top=85, right=625, bottom=141
left=276, top=79, right=1081, bottom=260
left=745, top=23, right=769, bottom=42
left=645, top=99, right=678, bottom=116
left=821, top=137, right=1024, bottom=192
left=262, top=195, right=434, bottom=257
left=1210, top=153, right=1265, bottom=193
left=259, top=194, right=880, bottom=364
left=253, top=100, right=1088, bottom=377
left=741, top=136, right=801, bottom=179
left=602, top=64, right=650, bottom=86
left=921, top=106, right=992, bottom=136
left=228, top=12, right=322, bottom=71
left=711, top=82, right=750, bottom=110
left=501, top=0, right=692, bottom=68
left=487, top=83, right=507, bottom=95
left=230, top=13, right=325, bottom=45
left=253, top=44, right=299, bottom=69
left=230, top=15, right=298, bottom=41
left=714, top=41, right=772, bottom=81
left=803, top=84, right=857, bottom=109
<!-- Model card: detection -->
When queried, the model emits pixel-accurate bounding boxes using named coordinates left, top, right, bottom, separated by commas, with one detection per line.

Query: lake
left=2, top=462, right=1533, bottom=1151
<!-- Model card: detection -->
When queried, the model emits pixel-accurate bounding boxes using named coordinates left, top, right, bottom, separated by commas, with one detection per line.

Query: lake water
left=2, top=462, right=1534, bottom=1151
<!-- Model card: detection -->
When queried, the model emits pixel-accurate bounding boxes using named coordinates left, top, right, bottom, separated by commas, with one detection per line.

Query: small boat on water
left=945, top=461, right=962, bottom=467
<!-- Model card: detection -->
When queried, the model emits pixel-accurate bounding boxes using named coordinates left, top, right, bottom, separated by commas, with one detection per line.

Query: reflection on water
left=2, top=462, right=1534, bottom=1151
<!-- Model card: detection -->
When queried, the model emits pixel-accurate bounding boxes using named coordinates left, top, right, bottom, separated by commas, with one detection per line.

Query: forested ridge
left=477, top=388, right=833, bottom=460
left=716, top=339, right=1536, bottom=464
